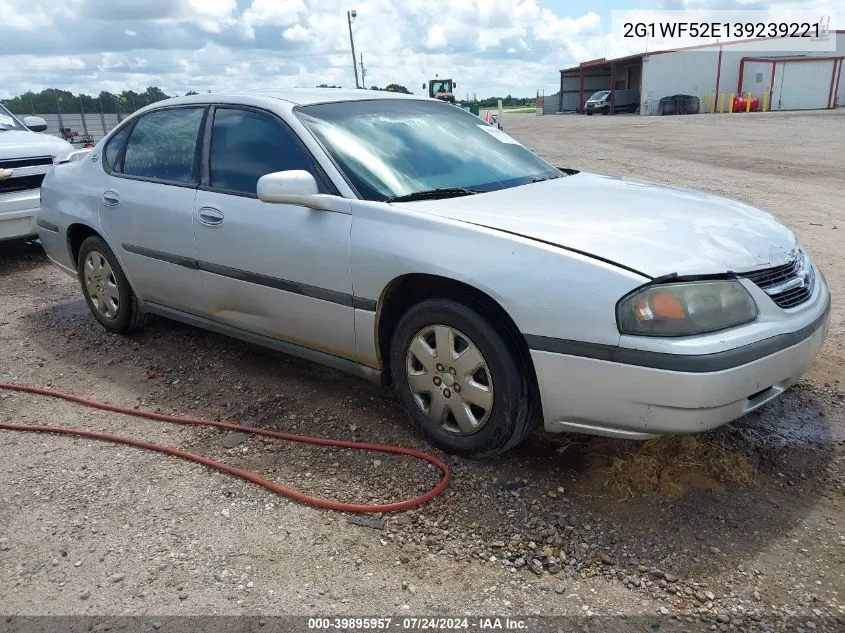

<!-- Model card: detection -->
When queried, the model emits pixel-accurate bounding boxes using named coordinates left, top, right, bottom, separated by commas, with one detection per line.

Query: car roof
left=142, top=88, right=432, bottom=110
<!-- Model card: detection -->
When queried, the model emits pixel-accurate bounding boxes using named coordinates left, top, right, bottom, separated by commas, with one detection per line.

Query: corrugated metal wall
left=774, top=59, right=837, bottom=110
left=640, top=48, right=721, bottom=115
left=542, top=93, right=561, bottom=114
left=640, top=36, right=845, bottom=114
left=558, top=71, right=611, bottom=112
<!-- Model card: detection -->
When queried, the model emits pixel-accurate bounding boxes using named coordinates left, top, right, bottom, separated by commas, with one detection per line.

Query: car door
left=191, top=105, right=355, bottom=358
left=98, top=106, right=208, bottom=315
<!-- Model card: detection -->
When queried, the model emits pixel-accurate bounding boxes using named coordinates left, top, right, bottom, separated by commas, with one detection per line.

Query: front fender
left=350, top=200, right=648, bottom=350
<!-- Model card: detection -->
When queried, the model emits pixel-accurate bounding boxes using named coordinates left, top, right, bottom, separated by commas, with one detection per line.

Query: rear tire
left=77, top=235, right=150, bottom=334
left=389, top=299, right=540, bottom=459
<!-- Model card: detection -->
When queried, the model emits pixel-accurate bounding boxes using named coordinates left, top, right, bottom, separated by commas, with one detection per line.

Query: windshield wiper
left=531, top=174, right=563, bottom=183
left=386, top=187, right=480, bottom=203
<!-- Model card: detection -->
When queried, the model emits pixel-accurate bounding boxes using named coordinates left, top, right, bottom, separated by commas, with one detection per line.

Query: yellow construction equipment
left=423, top=76, right=456, bottom=103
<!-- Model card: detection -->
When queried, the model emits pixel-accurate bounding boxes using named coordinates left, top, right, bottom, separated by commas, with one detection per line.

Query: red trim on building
left=579, top=68, right=584, bottom=111
left=647, top=30, right=845, bottom=57
left=610, top=62, right=616, bottom=112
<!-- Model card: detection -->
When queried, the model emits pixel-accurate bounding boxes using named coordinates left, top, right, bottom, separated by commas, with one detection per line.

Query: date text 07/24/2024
left=307, top=617, right=528, bottom=630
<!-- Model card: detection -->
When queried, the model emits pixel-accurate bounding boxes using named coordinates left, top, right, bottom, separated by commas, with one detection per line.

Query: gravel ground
left=1, top=109, right=844, bottom=630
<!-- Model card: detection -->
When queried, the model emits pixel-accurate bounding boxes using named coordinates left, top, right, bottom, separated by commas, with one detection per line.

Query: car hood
left=0, top=129, right=74, bottom=161
left=398, top=172, right=798, bottom=278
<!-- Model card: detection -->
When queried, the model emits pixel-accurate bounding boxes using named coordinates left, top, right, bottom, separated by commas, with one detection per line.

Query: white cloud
left=0, top=0, right=839, bottom=100
left=243, top=0, right=306, bottom=34
left=183, top=0, right=238, bottom=33
left=0, top=0, right=54, bottom=30
left=25, top=56, right=87, bottom=70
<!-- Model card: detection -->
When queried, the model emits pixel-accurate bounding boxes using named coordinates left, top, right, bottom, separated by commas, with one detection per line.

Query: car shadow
left=16, top=294, right=841, bottom=586
left=0, top=239, right=48, bottom=278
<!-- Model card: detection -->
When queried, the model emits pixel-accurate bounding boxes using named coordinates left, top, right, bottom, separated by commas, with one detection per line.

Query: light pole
left=347, top=9, right=360, bottom=89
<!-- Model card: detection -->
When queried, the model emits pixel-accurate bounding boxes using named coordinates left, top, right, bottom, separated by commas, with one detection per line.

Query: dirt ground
left=1, top=110, right=844, bottom=630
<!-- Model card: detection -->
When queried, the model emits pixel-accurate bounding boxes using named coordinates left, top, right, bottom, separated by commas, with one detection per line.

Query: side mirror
left=257, top=170, right=336, bottom=211
left=23, top=116, right=48, bottom=132
left=422, top=83, right=426, bottom=90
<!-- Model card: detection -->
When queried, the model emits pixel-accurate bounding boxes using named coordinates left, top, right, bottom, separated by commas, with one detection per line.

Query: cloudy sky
left=0, top=0, right=841, bottom=99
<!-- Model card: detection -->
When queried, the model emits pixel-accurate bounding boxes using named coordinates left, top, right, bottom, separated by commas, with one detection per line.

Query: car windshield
left=588, top=91, right=609, bottom=101
left=295, top=99, right=561, bottom=201
left=0, top=103, right=26, bottom=131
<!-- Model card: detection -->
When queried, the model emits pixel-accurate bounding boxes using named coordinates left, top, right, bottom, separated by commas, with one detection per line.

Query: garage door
left=773, top=59, right=838, bottom=110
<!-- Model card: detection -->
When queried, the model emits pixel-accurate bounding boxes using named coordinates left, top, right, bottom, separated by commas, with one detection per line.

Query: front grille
left=742, top=253, right=814, bottom=309
left=0, top=156, right=53, bottom=169
left=0, top=174, right=45, bottom=194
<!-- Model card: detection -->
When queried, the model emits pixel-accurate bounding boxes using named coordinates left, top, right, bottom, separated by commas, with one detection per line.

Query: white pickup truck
left=1, top=103, right=75, bottom=242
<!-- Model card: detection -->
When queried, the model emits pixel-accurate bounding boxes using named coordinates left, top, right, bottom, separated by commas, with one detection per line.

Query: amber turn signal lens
left=650, top=292, right=686, bottom=320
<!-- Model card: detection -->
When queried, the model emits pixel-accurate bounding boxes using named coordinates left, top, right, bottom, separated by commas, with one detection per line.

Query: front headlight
left=617, top=280, right=758, bottom=337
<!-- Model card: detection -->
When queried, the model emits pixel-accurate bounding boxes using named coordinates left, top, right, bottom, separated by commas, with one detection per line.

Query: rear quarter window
left=102, top=124, right=131, bottom=173
left=121, top=108, right=205, bottom=184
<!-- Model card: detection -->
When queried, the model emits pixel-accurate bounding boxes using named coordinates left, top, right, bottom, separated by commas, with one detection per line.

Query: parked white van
left=584, top=89, right=641, bottom=115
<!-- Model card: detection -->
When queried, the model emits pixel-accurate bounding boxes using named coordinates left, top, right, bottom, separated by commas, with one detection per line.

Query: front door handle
left=197, top=207, right=224, bottom=226
left=102, top=190, right=120, bottom=207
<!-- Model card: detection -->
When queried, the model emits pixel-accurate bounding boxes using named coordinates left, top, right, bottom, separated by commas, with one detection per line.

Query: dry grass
left=586, top=435, right=756, bottom=500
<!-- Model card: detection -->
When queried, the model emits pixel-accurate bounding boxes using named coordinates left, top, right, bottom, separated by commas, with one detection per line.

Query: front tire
left=389, top=299, right=539, bottom=459
left=77, top=235, right=150, bottom=334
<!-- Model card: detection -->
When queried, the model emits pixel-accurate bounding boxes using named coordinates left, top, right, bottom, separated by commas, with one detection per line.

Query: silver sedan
left=36, top=91, right=831, bottom=458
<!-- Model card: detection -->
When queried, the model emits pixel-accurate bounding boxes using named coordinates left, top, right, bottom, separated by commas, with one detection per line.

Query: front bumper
left=532, top=284, right=832, bottom=440
left=0, top=189, right=39, bottom=242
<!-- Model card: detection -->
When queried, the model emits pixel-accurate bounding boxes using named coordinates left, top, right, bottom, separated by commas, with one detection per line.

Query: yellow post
left=729, top=93, right=734, bottom=113
left=762, top=91, right=769, bottom=112
left=746, top=92, right=752, bottom=112
left=710, top=92, right=716, bottom=113
left=719, top=92, right=726, bottom=113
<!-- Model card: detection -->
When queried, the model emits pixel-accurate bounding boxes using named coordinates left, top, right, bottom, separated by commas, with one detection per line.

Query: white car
left=36, top=91, right=831, bottom=458
left=0, top=103, right=75, bottom=242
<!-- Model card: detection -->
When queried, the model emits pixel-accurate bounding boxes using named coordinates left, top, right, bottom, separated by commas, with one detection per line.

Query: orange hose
left=0, top=382, right=451, bottom=514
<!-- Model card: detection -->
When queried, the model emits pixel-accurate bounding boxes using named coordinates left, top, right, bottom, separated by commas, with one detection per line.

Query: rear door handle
left=102, top=190, right=120, bottom=207
left=197, top=206, right=224, bottom=226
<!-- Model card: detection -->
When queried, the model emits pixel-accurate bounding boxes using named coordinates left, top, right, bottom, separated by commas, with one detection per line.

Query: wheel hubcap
left=405, top=324, right=494, bottom=436
left=83, top=251, right=119, bottom=319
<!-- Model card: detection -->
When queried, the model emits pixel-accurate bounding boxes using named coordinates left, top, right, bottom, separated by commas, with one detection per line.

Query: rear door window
left=121, top=108, right=205, bottom=184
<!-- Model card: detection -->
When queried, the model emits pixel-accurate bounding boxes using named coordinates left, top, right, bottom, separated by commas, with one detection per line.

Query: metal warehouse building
left=548, top=30, right=845, bottom=115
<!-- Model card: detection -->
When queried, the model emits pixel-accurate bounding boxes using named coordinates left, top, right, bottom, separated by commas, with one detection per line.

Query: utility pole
left=360, top=53, right=366, bottom=90
left=347, top=10, right=360, bottom=89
